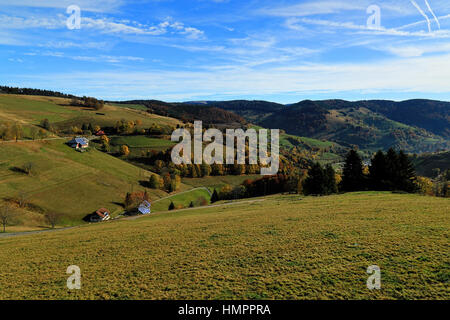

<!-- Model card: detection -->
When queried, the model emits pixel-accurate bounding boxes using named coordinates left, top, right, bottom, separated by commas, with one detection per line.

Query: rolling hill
left=0, top=94, right=267, bottom=231
left=0, top=192, right=448, bottom=299
left=190, top=99, right=450, bottom=154
left=412, top=151, right=450, bottom=177
left=116, top=100, right=246, bottom=126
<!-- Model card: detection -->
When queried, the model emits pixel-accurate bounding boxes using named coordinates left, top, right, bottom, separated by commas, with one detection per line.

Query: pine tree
left=148, top=175, right=159, bottom=189
left=369, top=150, right=388, bottom=190
left=303, top=163, right=327, bottom=195
left=385, top=148, right=399, bottom=190
left=324, top=164, right=338, bottom=194
left=397, top=151, right=418, bottom=192
left=124, top=193, right=133, bottom=210
left=168, top=201, right=175, bottom=211
left=211, top=189, right=219, bottom=203
left=341, top=150, right=365, bottom=192
left=189, top=201, right=194, bottom=208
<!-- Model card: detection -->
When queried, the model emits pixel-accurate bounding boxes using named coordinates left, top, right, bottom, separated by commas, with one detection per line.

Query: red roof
left=96, top=208, right=110, bottom=218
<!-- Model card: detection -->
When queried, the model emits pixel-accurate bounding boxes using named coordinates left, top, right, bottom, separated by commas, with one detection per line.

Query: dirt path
left=152, top=187, right=212, bottom=203
left=124, top=198, right=265, bottom=220
left=0, top=137, right=67, bottom=144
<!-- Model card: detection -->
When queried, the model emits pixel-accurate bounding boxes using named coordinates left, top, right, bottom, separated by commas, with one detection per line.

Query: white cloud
left=0, top=14, right=64, bottom=29
left=291, top=17, right=450, bottom=39
left=0, top=0, right=123, bottom=12
left=257, top=1, right=364, bottom=17
left=0, top=14, right=205, bottom=40
left=13, top=53, right=450, bottom=100
left=378, top=42, right=450, bottom=57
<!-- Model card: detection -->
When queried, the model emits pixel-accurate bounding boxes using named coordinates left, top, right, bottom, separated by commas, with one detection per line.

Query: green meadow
left=0, top=192, right=448, bottom=300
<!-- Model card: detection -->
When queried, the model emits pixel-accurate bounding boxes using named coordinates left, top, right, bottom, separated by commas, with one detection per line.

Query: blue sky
left=1, top=0, right=450, bottom=103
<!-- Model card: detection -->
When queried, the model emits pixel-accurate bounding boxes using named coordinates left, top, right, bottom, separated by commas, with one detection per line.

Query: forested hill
left=118, top=100, right=246, bottom=126
left=2, top=86, right=449, bottom=154
left=0, top=86, right=78, bottom=99
left=188, top=99, right=449, bottom=154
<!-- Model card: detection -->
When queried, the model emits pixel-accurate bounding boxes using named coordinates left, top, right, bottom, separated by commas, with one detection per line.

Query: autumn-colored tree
left=38, top=128, right=47, bottom=139
left=120, top=145, right=130, bottom=157
left=219, top=185, right=233, bottom=200
left=170, top=175, right=181, bottom=192
left=124, top=191, right=150, bottom=211
left=149, top=175, right=161, bottom=189
left=416, top=176, right=434, bottom=196
left=196, top=197, right=208, bottom=207
left=100, top=134, right=110, bottom=144
left=154, top=160, right=165, bottom=173
left=163, top=173, right=172, bottom=192
left=30, top=127, right=39, bottom=140
left=12, top=123, right=22, bottom=142
left=71, top=126, right=81, bottom=134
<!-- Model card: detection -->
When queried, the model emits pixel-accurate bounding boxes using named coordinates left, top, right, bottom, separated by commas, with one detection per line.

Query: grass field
left=182, top=175, right=261, bottom=191
left=151, top=188, right=212, bottom=212
left=0, top=95, right=182, bottom=137
left=109, top=136, right=176, bottom=154
left=0, top=192, right=448, bottom=300
left=0, top=140, right=170, bottom=228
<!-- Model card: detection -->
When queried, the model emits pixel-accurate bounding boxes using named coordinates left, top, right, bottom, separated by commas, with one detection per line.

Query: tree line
left=207, top=148, right=428, bottom=204
left=302, top=148, right=419, bottom=196
left=71, top=97, right=104, bottom=110
left=0, top=86, right=77, bottom=99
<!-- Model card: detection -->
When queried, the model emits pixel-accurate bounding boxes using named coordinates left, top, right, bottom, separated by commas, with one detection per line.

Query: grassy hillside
left=0, top=192, right=448, bottom=299
left=182, top=175, right=262, bottom=191
left=0, top=140, right=170, bottom=228
left=109, top=136, right=176, bottom=153
left=0, top=94, right=182, bottom=139
left=151, top=188, right=212, bottom=212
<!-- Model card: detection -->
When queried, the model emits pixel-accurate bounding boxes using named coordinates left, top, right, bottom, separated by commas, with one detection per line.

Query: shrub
left=120, top=145, right=130, bottom=157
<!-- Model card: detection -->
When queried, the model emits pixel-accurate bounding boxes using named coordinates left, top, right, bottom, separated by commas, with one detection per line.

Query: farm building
left=95, top=130, right=105, bottom=136
left=90, top=208, right=111, bottom=222
left=68, top=137, right=89, bottom=149
left=138, top=201, right=151, bottom=215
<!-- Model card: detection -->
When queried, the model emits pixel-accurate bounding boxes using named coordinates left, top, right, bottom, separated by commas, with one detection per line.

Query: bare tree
left=22, top=162, right=34, bottom=176
left=0, top=203, right=15, bottom=233
left=45, top=212, right=61, bottom=229
left=17, top=191, right=29, bottom=208
left=30, top=127, right=39, bottom=140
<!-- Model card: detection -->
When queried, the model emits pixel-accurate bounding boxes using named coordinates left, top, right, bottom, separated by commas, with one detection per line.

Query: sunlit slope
left=0, top=94, right=182, bottom=138
left=0, top=192, right=448, bottom=299
left=0, top=140, right=168, bottom=224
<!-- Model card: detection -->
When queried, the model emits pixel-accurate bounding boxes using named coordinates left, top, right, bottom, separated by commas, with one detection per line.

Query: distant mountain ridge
left=1, top=85, right=448, bottom=154
left=188, top=99, right=449, bottom=154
